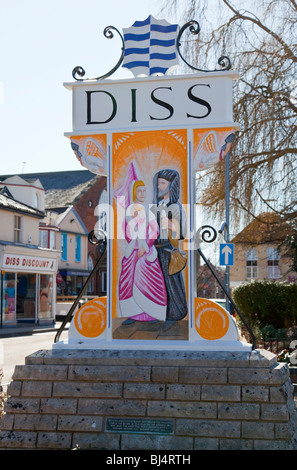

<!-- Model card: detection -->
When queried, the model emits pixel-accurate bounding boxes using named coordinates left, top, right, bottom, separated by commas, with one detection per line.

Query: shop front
left=57, top=269, right=92, bottom=297
left=0, top=251, right=59, bottom=326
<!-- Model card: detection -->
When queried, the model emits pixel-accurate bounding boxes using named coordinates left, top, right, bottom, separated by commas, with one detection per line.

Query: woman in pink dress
left=114, top=162, right=167, bottom=325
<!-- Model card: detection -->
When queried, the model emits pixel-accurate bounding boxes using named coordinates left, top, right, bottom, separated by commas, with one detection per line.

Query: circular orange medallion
left=73, top=297, right=107, bottom=338
left=195, top=298, right=229, bottom=340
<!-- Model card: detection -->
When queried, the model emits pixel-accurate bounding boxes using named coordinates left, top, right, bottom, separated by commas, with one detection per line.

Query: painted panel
left=70, top=134, right=107, bottom=175
left=193, top=127, right=236, bottom=171
left=111, top=130, right=189, bottom=340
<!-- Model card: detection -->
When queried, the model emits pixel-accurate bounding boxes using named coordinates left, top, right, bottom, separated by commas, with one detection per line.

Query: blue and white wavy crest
left=122, top=15, right=179, bottom=76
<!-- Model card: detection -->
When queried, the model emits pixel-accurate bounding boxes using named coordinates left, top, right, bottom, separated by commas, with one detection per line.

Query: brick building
left=197, top=262, right=225, bottom=299
left=230, top=212, right=296, bottom=289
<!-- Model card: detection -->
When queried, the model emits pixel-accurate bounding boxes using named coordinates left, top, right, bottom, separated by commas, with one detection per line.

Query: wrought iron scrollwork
left=176, top=20, right=232, bottom=73
left=88, top=229, right=106, bottom=246
left=197, top=225, right=217, bottom=244
left=72, top=26, right=125, bottom=81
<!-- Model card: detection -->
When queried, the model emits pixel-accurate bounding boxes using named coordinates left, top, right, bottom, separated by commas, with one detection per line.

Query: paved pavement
left=0, top=320, right=69, bottom=338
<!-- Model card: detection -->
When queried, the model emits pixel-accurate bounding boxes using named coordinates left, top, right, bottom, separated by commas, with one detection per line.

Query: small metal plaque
left=106, top=417, right=174, bottom=435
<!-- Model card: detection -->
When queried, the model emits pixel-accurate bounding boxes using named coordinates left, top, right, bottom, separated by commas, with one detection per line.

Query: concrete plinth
left=0, top=349, right=297, bottom=450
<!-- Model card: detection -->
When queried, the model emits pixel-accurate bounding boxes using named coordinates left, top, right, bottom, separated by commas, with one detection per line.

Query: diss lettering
left=5, top=257, right=20, bottom=266
left=86, top=84, right=212, bottom=125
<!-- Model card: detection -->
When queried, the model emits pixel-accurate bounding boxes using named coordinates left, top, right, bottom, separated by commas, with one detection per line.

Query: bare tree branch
left=222, top=0, right=297, bottom=62
left=164, top=0, right=297, bottom=233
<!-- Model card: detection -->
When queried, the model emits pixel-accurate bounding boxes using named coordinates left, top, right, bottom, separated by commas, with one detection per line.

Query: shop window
left=3, top=272, right=16, bottom=323
left=61, top=233, right=67, bottom=261
left=71, top=276, right=84, bottom=295
left=246, top=249, right=258, bottom=279
left=16, top=273, right=36, bottom=320
left=39, top=275, right=53, bottom=319
left=75, top=235, right=81, bottom=262
left=267, top=247, right=280, bottom=279
left=14, top=215, right=22, bottom=243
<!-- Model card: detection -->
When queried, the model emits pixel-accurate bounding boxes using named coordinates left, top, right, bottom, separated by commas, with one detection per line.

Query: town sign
left=54, top=16, right=253, bottom=351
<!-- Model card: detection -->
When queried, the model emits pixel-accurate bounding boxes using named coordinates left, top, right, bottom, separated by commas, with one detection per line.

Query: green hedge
left=232, top=280, right=297, bottom=331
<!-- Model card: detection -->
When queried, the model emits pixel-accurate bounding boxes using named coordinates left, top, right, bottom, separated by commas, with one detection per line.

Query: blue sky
left=0, top=0, right=180, bottom=176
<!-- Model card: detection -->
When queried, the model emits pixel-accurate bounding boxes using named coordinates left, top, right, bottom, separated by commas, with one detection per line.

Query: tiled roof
left=232, top=212, right=292, bottom=245
left=0, top=170, right=100, bottom=210
left=0, top=192, right=44, bottom=217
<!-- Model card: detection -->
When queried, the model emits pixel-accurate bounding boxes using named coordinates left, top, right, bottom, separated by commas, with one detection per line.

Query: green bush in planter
left=232, top=280, right=297, bottom=331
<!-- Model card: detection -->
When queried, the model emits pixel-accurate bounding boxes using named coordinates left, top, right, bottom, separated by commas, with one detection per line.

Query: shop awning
left=59, top=269, right=91, bottom=277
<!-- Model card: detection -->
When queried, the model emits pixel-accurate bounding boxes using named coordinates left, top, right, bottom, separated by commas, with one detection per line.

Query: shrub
left=261, top=324, right=277, bottom=339
left=233, top=280, right=297, bottom=331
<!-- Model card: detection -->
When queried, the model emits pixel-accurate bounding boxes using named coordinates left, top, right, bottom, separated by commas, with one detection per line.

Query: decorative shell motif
left=195, top=298, right=229, bottom=340
left=74, top=297, right=107, bottom=338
